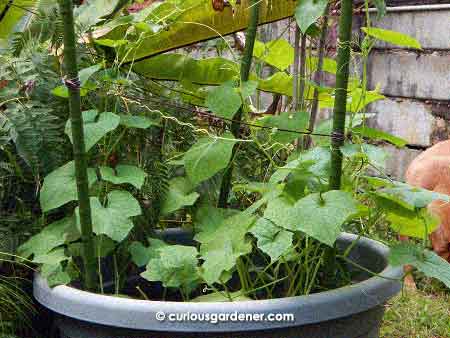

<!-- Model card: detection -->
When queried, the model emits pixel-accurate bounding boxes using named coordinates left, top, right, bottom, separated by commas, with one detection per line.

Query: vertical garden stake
left=218, top=0, right=260, bottom=208
left=329, top=0, right=353, bottom=190
left=323, top=0, right=353, bottom=287
left=59, top=0, right=97, bottom=291
left=305, top=4, right=329, bottom=149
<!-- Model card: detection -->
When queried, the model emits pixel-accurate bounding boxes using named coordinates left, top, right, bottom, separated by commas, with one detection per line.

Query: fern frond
left=5, top=102, right=65, bottom=173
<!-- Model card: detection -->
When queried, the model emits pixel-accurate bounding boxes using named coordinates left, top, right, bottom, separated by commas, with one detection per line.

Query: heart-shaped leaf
left=183, top=133, right=238, bottom=185
left=129, top=238, right=168, bottom=267
left=65, top=110, right=120, bottom=151
left=198, top=212, right=255, bottom=284
left=100, top=165, right=147, bottom=189
left=250, top=218, right=293, bottom=261
left=267, top=191, right=357, bottom=246
left=40, top=161, right=97, bottom=212
left=205, top=83, right=242, bottom=119
left=76, top=190, right=141, bottom=242
left=253, top=39, right=295, bottom=70
left=161, top=177, right=200, bottom=215
left=295, top=0, right=328, bottom=34
left=141, top=245, right=200, bottom=291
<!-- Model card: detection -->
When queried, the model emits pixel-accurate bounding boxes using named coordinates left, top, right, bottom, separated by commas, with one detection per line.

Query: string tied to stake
left=331, top=131, right=346, bottom=143
left=62, top=76, right=81, bottom=90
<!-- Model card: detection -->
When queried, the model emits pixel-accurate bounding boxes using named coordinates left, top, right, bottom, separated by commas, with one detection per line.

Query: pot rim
left=34, top=233, right=403, bottom=332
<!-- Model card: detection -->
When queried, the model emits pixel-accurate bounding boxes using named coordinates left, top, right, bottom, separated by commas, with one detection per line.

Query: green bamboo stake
left=304, top=4, right=330, bottom=149
left=329, top=0, right=353, bottom=190
left=59, top=0, right=97, bottom=291
left=218, top=0, right=260, bottom=208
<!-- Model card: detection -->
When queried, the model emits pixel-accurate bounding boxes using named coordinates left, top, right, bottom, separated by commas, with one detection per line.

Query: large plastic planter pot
left=34, top=232, right=402, bottom=338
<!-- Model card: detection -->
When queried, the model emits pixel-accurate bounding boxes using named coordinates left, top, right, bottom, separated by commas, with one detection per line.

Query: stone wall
left=362, top=6, right=450, bottom=179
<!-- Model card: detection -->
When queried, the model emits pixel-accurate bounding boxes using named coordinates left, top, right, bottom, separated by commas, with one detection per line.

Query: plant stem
left=58, top=0, right=97, bottom=291
left=298, top=33, right=307, bottom=111
left=292, top=25, right=301, bottom=110
left=218, top=0, right=260, bottom=208
left=329, top=0, right=353, bottom=190
left=305, top=5, right=329, bottom=149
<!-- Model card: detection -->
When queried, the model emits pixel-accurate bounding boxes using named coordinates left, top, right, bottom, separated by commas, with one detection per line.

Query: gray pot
left=34, top=232, right=402, bottom=338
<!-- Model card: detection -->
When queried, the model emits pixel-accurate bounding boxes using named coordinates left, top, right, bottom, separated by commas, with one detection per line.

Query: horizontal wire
left=122, top=93, right=336, bottom=138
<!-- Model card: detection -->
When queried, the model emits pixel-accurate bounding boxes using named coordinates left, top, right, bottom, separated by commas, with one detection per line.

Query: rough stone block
left=367, top=97, right=434, bottom=146
left=383, top=145, right=422, bottom=180
left=370, top=9, right=450, bottom=50
left=368, top=50, right=450, bottom=100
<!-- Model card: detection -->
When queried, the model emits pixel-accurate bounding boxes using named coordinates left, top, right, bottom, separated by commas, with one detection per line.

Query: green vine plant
left=10, top=0, right=450, bottom=302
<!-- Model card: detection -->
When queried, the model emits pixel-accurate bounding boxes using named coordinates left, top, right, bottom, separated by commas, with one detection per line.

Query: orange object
left=404, top=140, right=450, bottom=262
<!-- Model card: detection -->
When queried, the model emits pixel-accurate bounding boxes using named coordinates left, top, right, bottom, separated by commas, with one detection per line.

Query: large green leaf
left=132, top=54, right=239, bottom=85
left=110, top=0, right=296, bottom=62
left=270, top=146, right=331, bottom=183
left=267, top=191, right=358, bottom=246
left=250, top=218, right=293, bottom=261
left=74, top=0, right=122, bottom=31
left=306, top=55, right=337, bottom=74
left=387, top=206, right=439, bottom=239
left=257, top=111, right=309, bottom=145
left=389, top=243, right=450, bottom=288
left=197, top=211, right=255, bottom=284
left=99, top=165, right=147, bottom=189
left=34, top=248, right=72, bottom=287
left=318, top=87, right=384, bottom=115
left=258, top=72, right=293, bottom=96
left=374, top=181, right=450, bottom=211
left=193, top=205, right=238, bottom=243
left=295, top=0, right=328, bottom=34
left=132, top=53, right=295, bottom=97
left=183, top=133, right=238, bottom=185
left=129, top=238, right=168, bottom=267
left=65, top=110, right=120, bottom=151
left=141, top=245, right=200, bottom=291
left=95, top=38, right=128, bottom=48
left=253, top=39, right=294, bottom=71
left=76, top=190, right=141, bottom=242
left=161, top=176, right=199, bottom=215
left=40, top=161, right=97, bottom=212
left=362, top=27, right=421, bottom=49
left=205, top=82, right=242, bottom=119
left=18, top=216, right=77, bottom=259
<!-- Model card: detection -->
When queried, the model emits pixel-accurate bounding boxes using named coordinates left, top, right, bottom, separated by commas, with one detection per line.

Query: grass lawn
left=381, top=286, right=450, bottom=338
